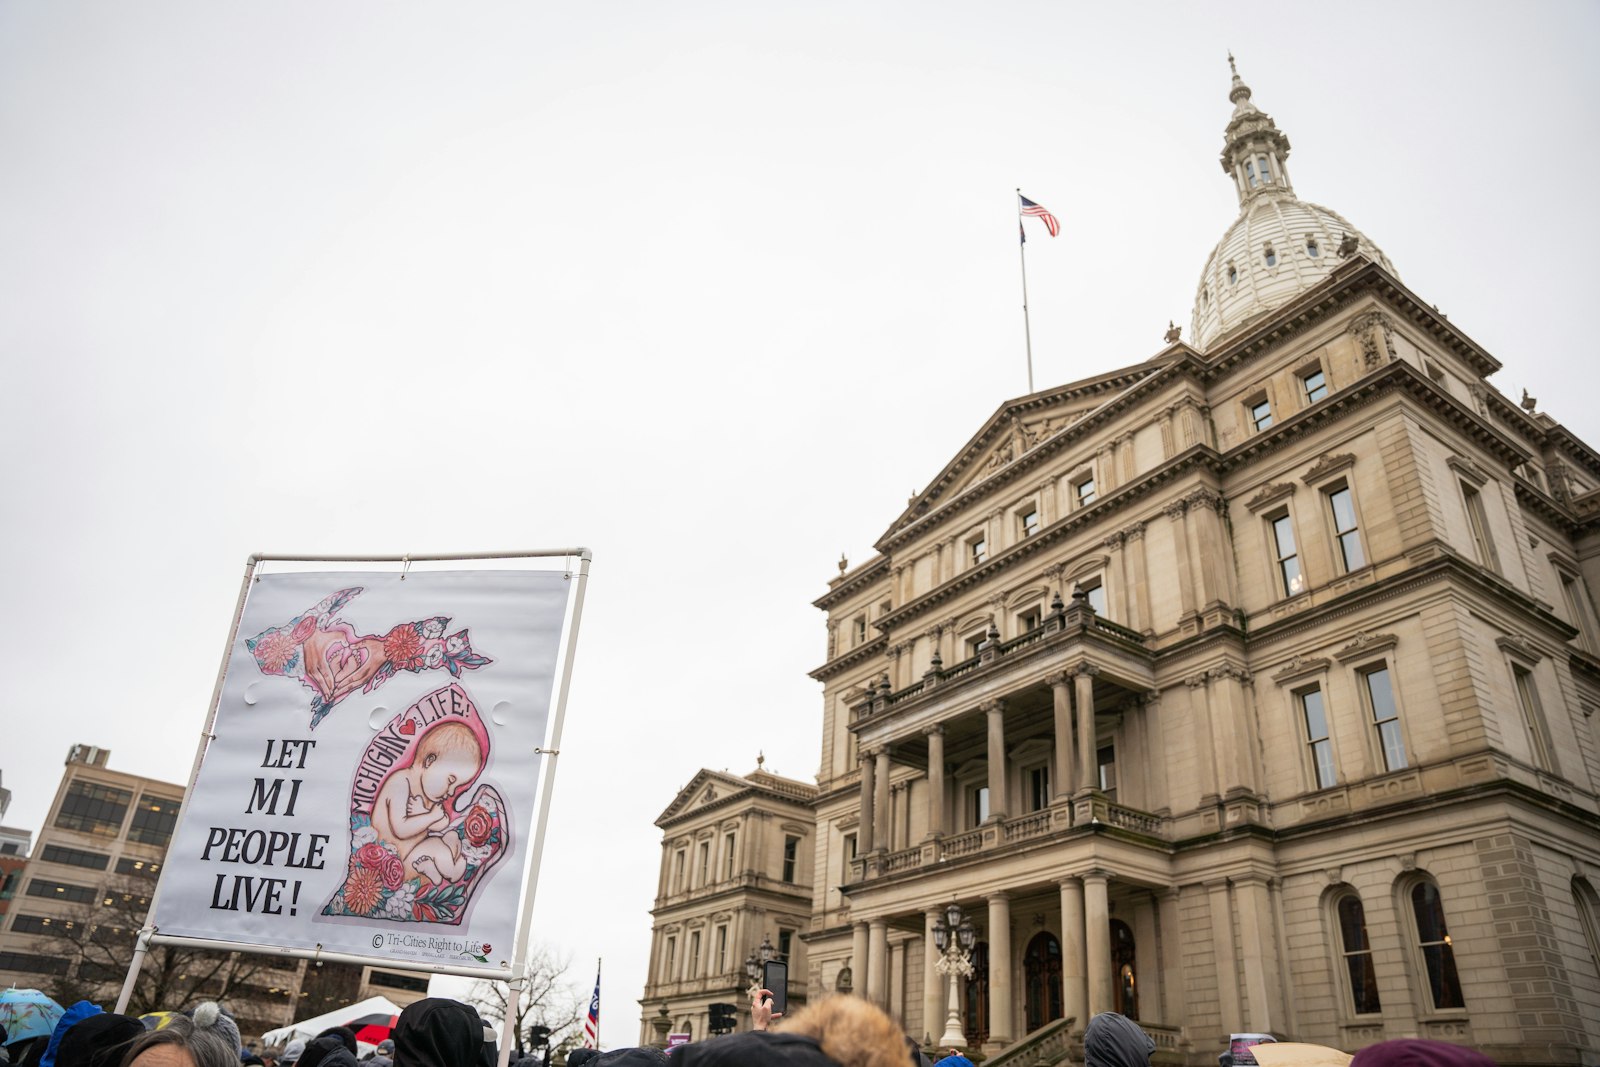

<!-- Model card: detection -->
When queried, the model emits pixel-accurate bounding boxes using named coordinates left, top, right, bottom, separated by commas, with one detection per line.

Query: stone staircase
left=981, top=1017, right=1076, bottom=1067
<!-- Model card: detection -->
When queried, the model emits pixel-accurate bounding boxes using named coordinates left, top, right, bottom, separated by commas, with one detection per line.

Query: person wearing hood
left=40, top=1001, right=103, bottom=1067
left=366, top=1042, right=393, bottom=1067
left=279, top=1043, right=305, bottom=1067
left=1083, top=1012, right=1155, bottom=1067
left=393, top=1000, right=482, bottom=1067
left=53, top=1014, right=143, bottom=1067
left=296, top=1030, right=357, bottom=1067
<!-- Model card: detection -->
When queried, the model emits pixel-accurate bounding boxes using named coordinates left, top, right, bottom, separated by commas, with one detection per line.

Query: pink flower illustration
left=253, top=631, right=299, bottom=673
left=345, top=866, right=383, bottom=915
left=357, top=843, right=390, bottom=870
left=379, top=852, right=406, bottom=891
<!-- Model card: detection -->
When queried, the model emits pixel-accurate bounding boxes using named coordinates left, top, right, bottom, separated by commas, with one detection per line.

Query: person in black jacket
left=393, top=1001, right=482, bottom=1067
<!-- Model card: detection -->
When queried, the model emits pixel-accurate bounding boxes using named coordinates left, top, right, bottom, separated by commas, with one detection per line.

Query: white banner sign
left=152, top=568, right=575, bottom=973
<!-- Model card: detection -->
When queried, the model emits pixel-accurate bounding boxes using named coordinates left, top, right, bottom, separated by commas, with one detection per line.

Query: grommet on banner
left=534, top=747, right=560, bottom=756
left=400, top=555, right=411, bottom=581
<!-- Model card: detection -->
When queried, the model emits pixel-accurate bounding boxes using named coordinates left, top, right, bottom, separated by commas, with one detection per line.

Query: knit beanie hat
left=191, top=1004, right=242, bottom=1056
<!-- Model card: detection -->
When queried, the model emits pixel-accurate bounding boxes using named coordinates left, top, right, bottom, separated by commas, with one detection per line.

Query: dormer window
left=1245, top=161, right=1258, bottom=188
left=1258, top=156, right=1273, bottom=184
left=1227, top=263, right=1238, bottom=285
left=1306, top=237, right=1320, bottom=258
left=1264, top=244, right=1277, bottom=268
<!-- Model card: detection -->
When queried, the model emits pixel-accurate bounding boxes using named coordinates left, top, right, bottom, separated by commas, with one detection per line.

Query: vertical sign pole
left=115, top=558, right=260, bottom=1014
left=1017, top=188, right=1035, bottom=394
left=496, top=551, right=593, bottom=1067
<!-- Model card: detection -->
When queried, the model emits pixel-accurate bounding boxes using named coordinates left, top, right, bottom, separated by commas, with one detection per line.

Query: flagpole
left=1016, top=188, right=1035, bottom=393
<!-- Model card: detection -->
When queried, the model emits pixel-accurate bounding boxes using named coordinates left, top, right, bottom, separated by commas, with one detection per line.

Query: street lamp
left=743, top=934, right=776, bottom=993
left=931, top=901, right=976, bottom=1049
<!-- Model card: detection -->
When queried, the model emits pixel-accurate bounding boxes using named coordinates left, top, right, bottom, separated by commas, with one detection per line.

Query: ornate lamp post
left=932, top=901, right=977, bottom=1049
left=743, top=934, right=776, bottom=995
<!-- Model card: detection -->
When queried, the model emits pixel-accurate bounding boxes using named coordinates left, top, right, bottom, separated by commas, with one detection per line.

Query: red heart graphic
left=399, top=719, right=417, bottom=736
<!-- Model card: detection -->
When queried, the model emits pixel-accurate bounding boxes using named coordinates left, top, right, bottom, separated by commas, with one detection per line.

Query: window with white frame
left=673, top=849, right=686, bottom=892
left=1248, top=395, right=1273, bottom=432
left=723, top=832, right=737, bottom=879
left=715, top=924, right=728, bottom=974
left=1258, top=155, right=1273, bottom=183
left=1332, top=891, right=1382, bottom=1015
left=1302, top=368, right=1329, bottom=403
left=1327, top=484, right=1365, bottom=572
left=1076, top=475, right=1097, bottom=507
left=964, top=630, right=987, bottom=660
left=1097, top=744, right=1117, bottom=797
left=1362, top=665, right=1406, bottom=771
left=1407, top=879, right=1465, bottom=1010
left=842, top=832, right=857, bottom=865
left=697, top=840, right=710, bottom=885
left=688, top=931, right=701, bottom=976
left=968, top=784, right=990, bottom=827
left=1461, top=482, right=1498, bottom=571
left=1027, top=765, right=1050, bottom=812
left=1079, top=577, right=1107, bottom=616
left=853, top=615, right=868, bottom=646
left=1017, top=606, right=1042, bottom=633
left=1019, top=505, right=1040, bottom=538
left=1511, top=664, right=1553, bottom=771
left=664, top=936, right=677, bottom=981
left=970, top=536, right=988, bottom=566
left=1299, top=686, right=1337, bottom=789
left=1269, top=511, right=1305, bottom=596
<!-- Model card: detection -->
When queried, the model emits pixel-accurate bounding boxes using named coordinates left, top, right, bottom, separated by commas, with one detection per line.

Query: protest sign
left=146, top=560, right=583, bottom=976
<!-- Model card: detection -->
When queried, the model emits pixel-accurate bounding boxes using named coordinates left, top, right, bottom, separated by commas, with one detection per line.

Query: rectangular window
left=1300, top=687, right=1336, bottom=789
left=778, top=928, right=794, bottom=960
left=1328, top=486, right=1365, bottom=571
left=715, top=925, right=728, bottom=974
left=1028, top=766, right=1050, bottom=811
left=1258, top=155, right=1273, bottom=183
left=26, top=879, right=97, bottom=905
left=1020, top=507, right=1040, bottom=538
left=1560, top=574, right=1596, bottom=651
left=1076, top=477, right=1097, bottom=506
left=1082, top=579, right=1107, bottom=616
left=970, top=537, right=988, bottom=566
left=1017, top=608, right=1041, bottom=633
left=0, top=951, right=69, bottom=976
left=8, top=914, right=75, bottom=937
left=688, top=931, right=701, bottom=976
left=853, top=615, right=867, bottom=645
left=127, top=796, right=181, bottom=847
left=1364, top=667, right=1406, bottom=771
left=40, top=845, right=110, bottom=871
left=673, top=850, right=686, bottom=892
left=115, top=858, right=161, bottom=878
left=970, top=785, right=990, bottom=826
left=1303, top=369, right=1329, bottom=403
left=664, top=937, right=677, bottom=981
left=1461, top=484, right=1497, bottom=570
left=964, top=632, right=986, bottom=659
left=843, top=832, right=857, bottom=861
left=782, top=835, right=800, bottom=882
left=1245, top=160, right=1258, bottom=187
left=1097, top=745, right=1117, bottom=796
left=54, top=781, right=131, bottom=838
left=723, top=833, right=737, bottom=879
left=1271, top=514, right=1305, bottom=596
left=1250, top=398, right=1273, bottom=432
left=1512, top=666, right=1552, bottom=770
left=697, top=841, right=710, bottom=885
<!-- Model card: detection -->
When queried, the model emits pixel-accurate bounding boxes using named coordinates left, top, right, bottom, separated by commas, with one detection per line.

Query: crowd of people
left=0, top=989, right=1503, bottom=1067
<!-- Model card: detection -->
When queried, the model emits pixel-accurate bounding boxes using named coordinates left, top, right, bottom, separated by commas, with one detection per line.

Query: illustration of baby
left=371, top=723, right=484, bottom=885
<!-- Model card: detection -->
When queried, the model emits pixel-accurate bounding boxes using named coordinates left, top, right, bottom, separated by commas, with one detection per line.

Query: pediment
left=881, top=365, right=1159, bottom=543
left=656, top=769, right=753, bottom=825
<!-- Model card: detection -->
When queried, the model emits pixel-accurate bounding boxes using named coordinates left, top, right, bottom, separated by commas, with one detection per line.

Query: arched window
left=1574, top=877, right=1600, bottom=986
left=1245, top=161, right=1258, bottom=188
left=1264, top=245, right=1277, bottom=268
left=1111, top=919, right=1138, bottom=1019
left=1335, top=893, right=1381, bottom=1014
left=1023, top=932, right=1064, bottom=1032
left=1307, top=237, right=1321, bottom=258
left=964, top=941, right=990, bottom=1045
left=1409, top=880, right=1464, bottom=1010
left=1228, top=264, right=1238, bottom=285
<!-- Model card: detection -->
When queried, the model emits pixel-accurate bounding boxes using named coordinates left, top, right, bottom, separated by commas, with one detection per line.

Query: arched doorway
left=1023, top=932, right=1063, bottom=1032
left=963, top=941, right=990, bottom=1045
left=1111, top=919, right=1138, bottom=1019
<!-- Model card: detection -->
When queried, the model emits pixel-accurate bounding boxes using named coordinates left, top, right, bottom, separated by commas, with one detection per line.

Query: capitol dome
left=1190, top=59, right=1396, bottom=351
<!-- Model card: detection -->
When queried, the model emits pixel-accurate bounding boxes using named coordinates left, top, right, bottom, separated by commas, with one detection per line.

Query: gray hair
left=119, top=1015, right=237, bottom=1067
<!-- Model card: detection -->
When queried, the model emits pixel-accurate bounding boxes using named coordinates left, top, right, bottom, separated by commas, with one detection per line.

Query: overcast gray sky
left=2, top=0, right=1597, bottom=1047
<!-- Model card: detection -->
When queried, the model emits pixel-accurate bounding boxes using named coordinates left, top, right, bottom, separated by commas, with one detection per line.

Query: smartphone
left=762, top=959, right=789, bottom=1016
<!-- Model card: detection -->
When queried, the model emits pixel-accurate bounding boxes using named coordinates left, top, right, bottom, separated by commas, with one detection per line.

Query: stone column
left=1125, top=522, right=1151, bottom=633
left=1212, top=667, right=1259, bottom=796
left=924, top=908, right=944, bottom=1045
left=1234, top=875, right=1283, bottom=1033
left=925, top=725, right=946, bottom=839
left=1037, top=477, right=1057, bottom=526
left=867, top=919, right=890, bottom=1008
left=1075, top=666, right=1099, bottom=794
left=1049, top=673, right=1074, bottom=800
left=874, top=749, right=892, bottom=850
left=1206, top=879, right=1242, bottom=1031
left=984, top=700, right=1007, bottom=821
left=852, top=922, right=871, bottom=999
left=1059, top=878, right=1087, bottom=1031
left=859, top=753, right=877, bottom=854
left=1084, top=871, right=1112, bottom=1016
left=988, top=892, right=1013, bottom=1045
left=1102, top=531, right=1125, bottom=621
left=1157, top=889, right=1185, bottom=1025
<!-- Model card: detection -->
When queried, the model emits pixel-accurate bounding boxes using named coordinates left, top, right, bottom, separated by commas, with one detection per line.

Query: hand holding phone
left=761, top=959, right=789, bottom=1017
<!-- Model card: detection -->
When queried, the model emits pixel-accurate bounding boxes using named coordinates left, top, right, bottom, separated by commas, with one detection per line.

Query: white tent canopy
left=261, top=995, right=404, bottom=1049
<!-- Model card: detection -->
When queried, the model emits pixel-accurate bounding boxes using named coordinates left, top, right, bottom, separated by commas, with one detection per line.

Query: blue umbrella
left=0, top=988, right=65, bottom=1045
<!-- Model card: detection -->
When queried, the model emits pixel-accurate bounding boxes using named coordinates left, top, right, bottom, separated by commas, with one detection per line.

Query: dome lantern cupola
left=1189, top=57, right=1397, bottom=351
left=1220, top=54, right=1295, bottom=208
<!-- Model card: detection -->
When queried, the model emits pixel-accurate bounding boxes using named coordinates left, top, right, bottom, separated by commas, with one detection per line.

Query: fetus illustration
left=322, top=683, right=510, bottom=926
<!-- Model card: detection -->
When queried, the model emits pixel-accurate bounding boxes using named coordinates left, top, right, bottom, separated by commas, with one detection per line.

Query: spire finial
left=756, top=750, right=765, bottom=769
left=1227, top=51, right=1237, bottom=77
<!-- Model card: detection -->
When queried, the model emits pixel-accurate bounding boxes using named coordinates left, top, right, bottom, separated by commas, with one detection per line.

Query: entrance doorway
left=963, top=941, right=990, bottom=1045
left=1111, top=918, right=1138, bottom=1019
left=1022, top=932, right=1064, bottom=1032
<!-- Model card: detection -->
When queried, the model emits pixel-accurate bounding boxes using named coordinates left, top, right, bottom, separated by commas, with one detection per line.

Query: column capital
left=1081, top=868, right=1112, bottom=886
left=922, top=723, right=945, bottom=738
left=1163, top=497, right=1189, bottom=520
left=1101, top=531, right=1125, bottom=551
left=1122, top=520, right=1147, bottom=542
left=1184, top=671, right=1210, bottom=689
left=1047, top=671, right=1073, bottom=690
left=981, top=698, right=1007, bottom=715
left=1143, top=688, right=1163, bottom=705
left=987, top=889, right=1012, bottom=903
left=1057, top=875, right=1084, bottom=890
left=1067, top=661, right=1102, bottom=678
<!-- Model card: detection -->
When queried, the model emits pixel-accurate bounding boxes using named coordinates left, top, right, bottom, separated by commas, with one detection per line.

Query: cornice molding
left=1271, top=655, right=1332, bottom=685
left=1301, top=452, right=1357, bottom=485
left=1245, top=482, right=1297, bottom=513
left=1333, top=631, right=1399, bottom=663
left=810, top=634, right=890, bottom=682
left=814, top=556, right=891, bottom=611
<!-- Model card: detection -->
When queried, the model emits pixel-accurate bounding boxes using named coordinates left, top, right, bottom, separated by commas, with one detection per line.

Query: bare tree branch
left=468, top=948, right=585, bottom=1053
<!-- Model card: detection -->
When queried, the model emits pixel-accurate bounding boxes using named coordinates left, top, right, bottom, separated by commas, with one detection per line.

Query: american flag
left=1019, top=193, right=1060, bottom=238
left=582, top=964, right=601, bottom=1049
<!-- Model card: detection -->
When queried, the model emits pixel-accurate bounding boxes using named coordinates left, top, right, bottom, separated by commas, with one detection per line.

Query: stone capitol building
left=640, top=62, right=1600, bottom=1066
